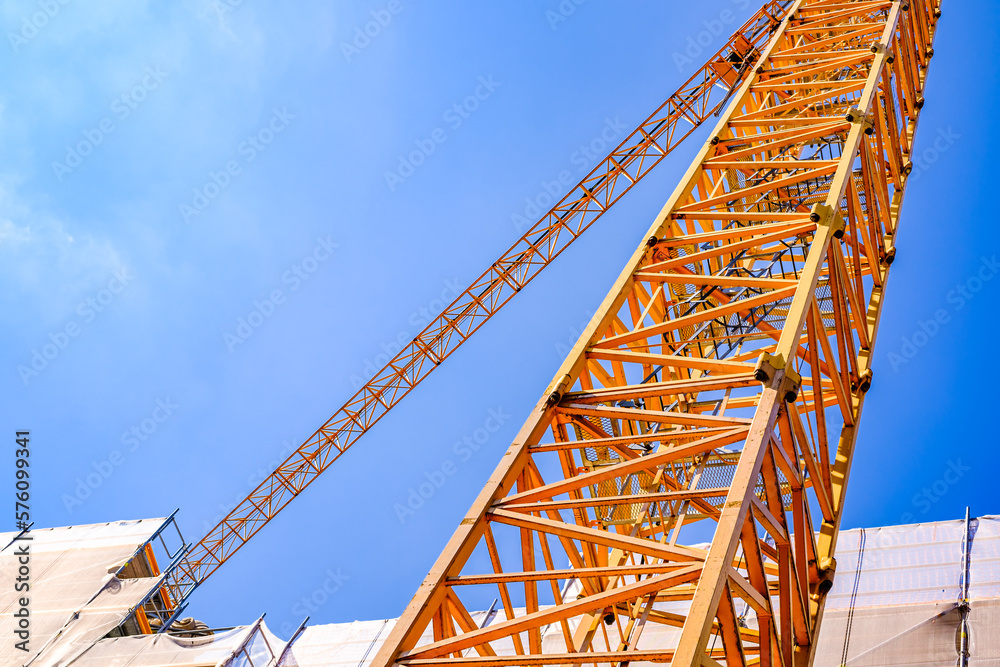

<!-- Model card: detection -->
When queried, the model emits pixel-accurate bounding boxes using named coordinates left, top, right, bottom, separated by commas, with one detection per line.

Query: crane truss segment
left=372, top=1, right=941, bottom=666
left=165, top=1, right=798, bottom=603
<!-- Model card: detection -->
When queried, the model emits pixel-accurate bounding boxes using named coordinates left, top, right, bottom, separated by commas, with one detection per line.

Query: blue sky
left=2, top=0, right=997, bottom=638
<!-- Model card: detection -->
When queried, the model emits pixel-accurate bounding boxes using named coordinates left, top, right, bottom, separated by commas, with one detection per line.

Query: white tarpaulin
left=68, top=621, right=287, bottom=667
left=0, top=518, right=167, bottom=667
left=279, top=516, right=1000, bottom=667
left=813, top=516, right=1000, bottom=665
left=6, top=514, right=997, bottom=666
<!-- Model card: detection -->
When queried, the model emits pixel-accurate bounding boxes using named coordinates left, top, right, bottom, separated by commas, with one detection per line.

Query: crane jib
left=167, top=0, right=797, bottom=611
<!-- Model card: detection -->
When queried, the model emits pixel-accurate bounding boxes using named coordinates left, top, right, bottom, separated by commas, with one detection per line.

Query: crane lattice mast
left=369, top=1, right=941, bottom=665
left=165, top=1, right=796, bottom=608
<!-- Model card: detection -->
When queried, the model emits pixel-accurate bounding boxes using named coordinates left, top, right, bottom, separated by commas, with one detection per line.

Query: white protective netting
left=277, top=619, right=397, bottom=667
left=825, top=519, right=965, bottom=609
left=0, top=518, right=168, bottom=667
left=6, top=514, right=996, bottom=665
left=278, top=517, right=1000, bottom=667
left=68, top=620, right=287, bottom=666
left=812, top=516, right=1000, bottom=665
left=71, top=626, right=248, bottom=666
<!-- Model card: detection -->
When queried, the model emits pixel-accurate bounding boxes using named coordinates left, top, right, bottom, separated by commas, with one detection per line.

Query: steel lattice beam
left=164, top=1, right=796, bottom=604
left=372, top=1, right=942, bottom=665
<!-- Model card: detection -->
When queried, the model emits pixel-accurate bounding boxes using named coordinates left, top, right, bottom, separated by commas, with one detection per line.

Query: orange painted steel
left=165, top=1, right=795, bottom=603
left=371, top=1, right=943, bottom=665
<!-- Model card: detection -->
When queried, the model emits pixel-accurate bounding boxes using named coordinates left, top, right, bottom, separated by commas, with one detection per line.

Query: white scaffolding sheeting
left=814, top=515, right=1000, bottom=665
left=65, top=627, right=249, bottom=667
left=7, top=514, right=997, bottom=666
left=277, top=619, right=398, bottom=667
left=277, top=516, right=1000, bottom=667
left=276, top=604, right=696, bottom=667
left=68, top=621, right=289, bottom=667
left=26, top=577, right=167, bottom=667
left=0, top=518, right=167, bottom=667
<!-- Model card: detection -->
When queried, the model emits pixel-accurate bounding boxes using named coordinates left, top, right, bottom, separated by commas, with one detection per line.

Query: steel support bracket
left=545, top=373, right=574, bottom=408
left=817, top=556, right=837, bottom=594
left=754, top=352, right=801, bottom=403
left=845, top=105, right=875, bottom=135
left=808, top=554, right=838, bottom=624
left=809, top=203, right=846, bottom=239
left=853, top=368, right=873, bottom=394
left=782, top=365, right=802, bottom=404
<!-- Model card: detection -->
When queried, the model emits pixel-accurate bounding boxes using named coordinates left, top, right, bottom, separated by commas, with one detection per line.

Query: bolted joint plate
left=854, top=368, right=874, bottom=394
left=817, top=555, right=837, bottom=595
left=754, top=352, right=802, bottom=403
left=544, top=373, right=573, bottom=408
left=845, top=105, right=876, bottom=135
left=810, top=202, right=846, bottom=239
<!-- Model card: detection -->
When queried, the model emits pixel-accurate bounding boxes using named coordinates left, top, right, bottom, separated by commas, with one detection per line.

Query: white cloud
left=0, top=182, right=124, bottom=323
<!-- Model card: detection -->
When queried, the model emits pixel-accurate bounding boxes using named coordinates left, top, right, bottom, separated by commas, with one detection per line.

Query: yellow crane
left=152, top=1, right=942, bottom=664
left=167, top=0, right=795, bottom=605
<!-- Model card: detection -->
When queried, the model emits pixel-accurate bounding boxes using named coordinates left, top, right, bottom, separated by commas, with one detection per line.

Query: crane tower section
left=373, top=1, right=941, bottom=666
left=167, top=2, right=794, bottom=606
